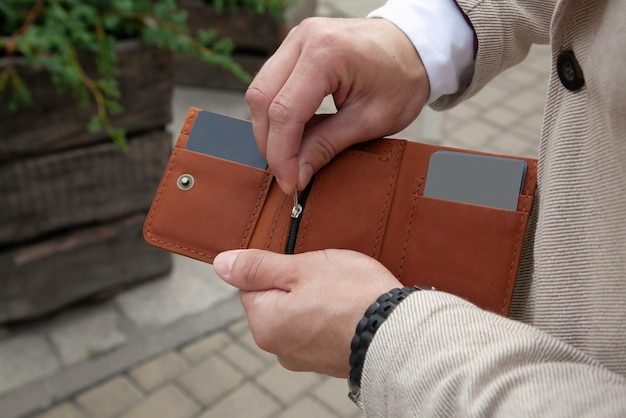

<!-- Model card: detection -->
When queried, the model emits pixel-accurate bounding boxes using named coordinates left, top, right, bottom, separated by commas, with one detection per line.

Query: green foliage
left=212, top=0, right=290, bottom=15
left=0, top=0, right=289, bottom=148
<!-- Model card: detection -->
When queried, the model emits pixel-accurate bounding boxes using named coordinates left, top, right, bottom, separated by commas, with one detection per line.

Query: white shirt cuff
left=368, top=0, right=475, bottom=104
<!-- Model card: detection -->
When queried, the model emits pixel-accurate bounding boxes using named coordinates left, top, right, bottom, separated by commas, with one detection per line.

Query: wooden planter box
left=175, top=0, right=318, bottom=89
left=0, top=41, right=173, bottom=322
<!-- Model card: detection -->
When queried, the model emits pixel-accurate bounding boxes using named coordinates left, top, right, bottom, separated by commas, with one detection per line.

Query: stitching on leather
left=241, top=172, right=271, bottom=248
left=145, top=109, right=196, bottom=240
left=502, top=165, right=535, bottom=315
left=147, top=237, right=214, bottom=258
left=145, top=146, right=180, bottom=242
left=345, top=149, right=391, bottom=162
left=372, top=145, right=403, bottom=256
left=266, top=194, right=287, bottom=250
left=398, top=178, right=424, bottom=279
left=349, top=141, right=397, bottom=160
left=145, top=143, right=215, bottom=259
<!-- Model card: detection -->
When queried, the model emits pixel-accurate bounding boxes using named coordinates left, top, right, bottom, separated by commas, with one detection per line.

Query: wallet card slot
left=144, top=148, right=271, bottom=263
left=395, top=194, right=530, bottom=315
left=289, top=140, right=405, bottom=257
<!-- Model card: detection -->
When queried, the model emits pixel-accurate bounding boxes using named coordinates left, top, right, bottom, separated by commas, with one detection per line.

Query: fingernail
left=214, top=251, right=238, bottom=281
left=299, top=163, right=314, bottom=189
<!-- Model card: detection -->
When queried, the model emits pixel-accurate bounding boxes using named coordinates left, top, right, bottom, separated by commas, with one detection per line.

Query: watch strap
left=348, top=286, right=422, bottom=407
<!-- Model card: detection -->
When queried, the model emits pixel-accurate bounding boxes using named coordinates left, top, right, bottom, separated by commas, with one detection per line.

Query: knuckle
left=295, top=18, right=346, bottom=72
left=309, top=131, right=338, bottom=164
left=232, top=250, right=265, bottom=285
left=292, top=16, right=322, bottom=36
left=244, top=252, right=266, bottom=285
left=267, top=98, right=293, bottom=125
left=245, top=85, right=267, bottom=110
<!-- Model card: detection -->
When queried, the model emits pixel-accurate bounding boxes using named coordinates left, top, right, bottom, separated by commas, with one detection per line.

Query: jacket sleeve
left=361, top=291, right=626, bottom=417
left=431, top=0, right=556, bottom=110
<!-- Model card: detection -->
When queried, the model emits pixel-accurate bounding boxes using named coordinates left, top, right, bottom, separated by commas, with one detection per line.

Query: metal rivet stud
left=177, top=174, right=194, bottom=190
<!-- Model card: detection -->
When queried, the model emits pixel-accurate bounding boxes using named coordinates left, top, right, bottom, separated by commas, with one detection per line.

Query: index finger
left=264, top=56, right=334, bottom=193
left=246, top=24, right=305, bottom=158
left=248, top=20, right=342, bottom=193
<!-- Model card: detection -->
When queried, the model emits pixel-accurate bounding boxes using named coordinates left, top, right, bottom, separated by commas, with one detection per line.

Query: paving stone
left=506, top=89, right=547, bottom=113
left=523, top=45, right=552, bottom=73
left=130, top=351, right=190, bottom=392
left=119, top=386, right=199, bottom=418
left=197, top=382, right=280, bottom=418
left=181, top=331, right=232, bottom=363
left=219, top=341, right=267, bottom=377
left=276, top=396, right=339, bottom=418
left=49, top=309, right=127, bottom=366
left=465, top=84, right=510, bottom=109
left=486, top=132, right=539, bottom=159
left=256, top=363, right=322, bottom=404
left=313, top=377, right=362, bottom=418
left=351, top=409, right=367, bottom=418
left=0, top=327, right=10, bottom=341
left=227, top=318, right=250, bottom=337
left=327, top=0, right=386, bottom=18
left=444, top=101, right=483, bottom=125
left=76, top=376, right=142, bottom=418
left=0, top=334, right=60, bottom=396
left=512, top=122, right=544, bottom=147
left=236, top=329, right=277, bottom=363
left=177, top=356, right=244, bottom=406
left=31, top=402, right=87, bottom=418
left=316, top=1, right=345, bottom=18
left=498, top=65, right=542, bottom=87
left=412, top=107, right=444, bottom=144
left=483, top=105, right=523, bottom=128
left=448, top=119, right=500, bottom=147
left=116, top=255, right=236, bottom=329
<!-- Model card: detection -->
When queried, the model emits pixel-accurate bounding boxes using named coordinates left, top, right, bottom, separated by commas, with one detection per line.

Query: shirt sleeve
left=367, top=0, right=476, bottom=104
left=361, top=291, right=626, bottom=417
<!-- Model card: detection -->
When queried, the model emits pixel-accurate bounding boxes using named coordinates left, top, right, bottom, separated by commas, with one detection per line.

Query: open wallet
left=144, top=108, right=538, bottom=316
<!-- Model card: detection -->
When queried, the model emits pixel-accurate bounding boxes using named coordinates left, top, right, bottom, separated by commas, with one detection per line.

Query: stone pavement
left=0, top=1, right=552, bottom=417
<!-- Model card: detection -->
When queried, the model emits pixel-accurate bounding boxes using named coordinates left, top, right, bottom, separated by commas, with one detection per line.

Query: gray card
left=185, top=111, right=267, bottom=170
left=423, top=151, right=527, bottom=211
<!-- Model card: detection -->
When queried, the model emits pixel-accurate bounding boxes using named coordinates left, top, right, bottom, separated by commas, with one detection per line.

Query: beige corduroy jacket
left=362, top=0, right=626, bottom=416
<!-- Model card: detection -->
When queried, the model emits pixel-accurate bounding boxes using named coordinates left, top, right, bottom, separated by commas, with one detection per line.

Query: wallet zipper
left=285, top=179, right=314, bottom=254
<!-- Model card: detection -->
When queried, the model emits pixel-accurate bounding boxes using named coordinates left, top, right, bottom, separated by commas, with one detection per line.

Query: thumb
left=213, top=249, right=294, bottom=292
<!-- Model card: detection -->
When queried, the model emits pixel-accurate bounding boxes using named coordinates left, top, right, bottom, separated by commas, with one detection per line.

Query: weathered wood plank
left=0, top=130, right=171, bottom=246
left=175, top=0, right=317, bottom=89
left=0, top=41, right=173, bottom=160
left=0, top=214, right=172, bottom=323
left=175, top=52, right=266, bottom=90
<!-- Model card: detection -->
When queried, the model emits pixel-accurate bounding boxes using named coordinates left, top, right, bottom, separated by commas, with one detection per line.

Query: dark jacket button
left=557, top=50, right=585, bottom=91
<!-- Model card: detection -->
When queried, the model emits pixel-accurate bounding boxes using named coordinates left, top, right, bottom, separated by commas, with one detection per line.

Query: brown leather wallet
left=144, top=107, right=537, bottom=316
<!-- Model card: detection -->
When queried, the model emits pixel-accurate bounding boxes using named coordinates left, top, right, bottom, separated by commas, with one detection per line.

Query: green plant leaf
left=0, top=0, right=285, bottom=146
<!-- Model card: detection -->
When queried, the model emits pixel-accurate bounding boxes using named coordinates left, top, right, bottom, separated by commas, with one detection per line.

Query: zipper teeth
left=285, top=217, right=301, bottom=255
left=284, top=179, right=314, bottom=255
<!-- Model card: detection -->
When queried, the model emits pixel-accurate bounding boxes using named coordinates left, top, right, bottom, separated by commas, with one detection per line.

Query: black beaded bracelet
left=348, top=286, right=421, bottom=405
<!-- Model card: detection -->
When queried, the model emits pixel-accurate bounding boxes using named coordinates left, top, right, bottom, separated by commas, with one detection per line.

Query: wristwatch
left=347, top=286, right=423, bottom=408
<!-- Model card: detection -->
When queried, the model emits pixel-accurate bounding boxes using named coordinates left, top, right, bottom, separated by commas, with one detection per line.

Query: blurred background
left=0, top=0, right=549, bottom=417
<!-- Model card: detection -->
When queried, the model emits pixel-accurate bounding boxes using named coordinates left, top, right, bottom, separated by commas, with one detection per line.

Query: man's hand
left=213, top=249, right=403, bottom=377
left=246, top=17, right=430, bottom=194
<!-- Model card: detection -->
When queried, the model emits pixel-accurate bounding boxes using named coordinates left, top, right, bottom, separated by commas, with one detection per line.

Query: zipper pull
left=291, top=190, right=303, bottom=218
